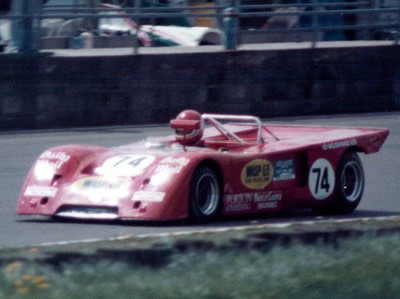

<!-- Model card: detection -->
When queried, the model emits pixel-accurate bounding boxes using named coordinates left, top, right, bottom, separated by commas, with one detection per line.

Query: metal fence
left=0, top=0, right=399, bottom=53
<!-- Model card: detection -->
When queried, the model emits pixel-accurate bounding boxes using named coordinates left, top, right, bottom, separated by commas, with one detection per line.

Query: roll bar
left=201, top=114, right=263, bottom=144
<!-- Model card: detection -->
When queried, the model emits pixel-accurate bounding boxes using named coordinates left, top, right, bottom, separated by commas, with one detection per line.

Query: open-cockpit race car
left=17, top=110, right=389, bottom=222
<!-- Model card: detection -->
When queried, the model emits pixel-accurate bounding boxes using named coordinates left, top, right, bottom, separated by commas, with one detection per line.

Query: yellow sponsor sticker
left=241, top=159, right=274, bottom=189
left=72, top=176, right=129, bottom=192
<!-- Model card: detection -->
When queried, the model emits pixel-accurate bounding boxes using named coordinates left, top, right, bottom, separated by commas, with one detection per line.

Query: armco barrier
left=1, top=43, right=400, bottom=130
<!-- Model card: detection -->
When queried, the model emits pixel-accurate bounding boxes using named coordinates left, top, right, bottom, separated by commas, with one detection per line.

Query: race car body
left=17, top=111, right=389, bottom=221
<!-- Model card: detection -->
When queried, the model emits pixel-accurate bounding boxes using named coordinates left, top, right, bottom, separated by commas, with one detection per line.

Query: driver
left=171, top=110, right=204, bottom=146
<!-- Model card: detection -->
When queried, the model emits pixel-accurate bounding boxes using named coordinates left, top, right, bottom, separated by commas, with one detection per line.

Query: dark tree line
left=0, top=0, right=49, bottom=12
left=0, top=0, right=11, bottom=12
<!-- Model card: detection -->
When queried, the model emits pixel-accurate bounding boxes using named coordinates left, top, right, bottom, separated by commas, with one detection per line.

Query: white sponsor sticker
left=225, top=191, right=282, bottom=204
left=225, top=203, right=251, bottom=212
left=224, top=191, right=282, bottom=212
left=24, top=186, right=58, bottom=197
left=34, top=151, right=71, bottom=180
left=40, top=151, right=70, bottom=162
left=225, top=193, right=253, bottom=205
left=254, top=191, right=282, bottom=202
left=309, top=158, right=335, bottom=200
left=131, top=191, right=165, bottom=202
left=155, top=157, right=190, bottom=174
left=273, top=159, right=295, bottom=181
left=322, top=139, right=357, bottom=151
left=160, top=157, right=189, bottom=166
left=257, top=202, right=278, bottom=210
left=155, top=164, right=184, bottom=174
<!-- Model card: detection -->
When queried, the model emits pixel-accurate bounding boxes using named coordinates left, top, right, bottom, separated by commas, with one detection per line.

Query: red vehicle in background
left=17, top=110, right=389, bottom=222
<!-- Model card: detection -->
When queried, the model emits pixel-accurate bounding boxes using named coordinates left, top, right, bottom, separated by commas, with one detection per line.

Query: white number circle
left=309, top=158, right=335, bottom=200
left=99, top=155, right=155, bottom=177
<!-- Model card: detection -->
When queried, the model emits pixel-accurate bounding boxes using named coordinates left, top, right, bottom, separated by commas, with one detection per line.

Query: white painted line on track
left=13, top=215, right=400, bottom=250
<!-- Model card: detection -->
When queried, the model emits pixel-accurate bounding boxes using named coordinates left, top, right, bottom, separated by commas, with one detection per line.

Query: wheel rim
left=341, top=160, right=363, bottom=202
left=195, top=173, right=219, bottom=216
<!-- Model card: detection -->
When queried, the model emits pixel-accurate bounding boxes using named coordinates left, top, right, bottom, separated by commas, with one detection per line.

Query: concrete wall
left=1, top=44, right=400, bottom=130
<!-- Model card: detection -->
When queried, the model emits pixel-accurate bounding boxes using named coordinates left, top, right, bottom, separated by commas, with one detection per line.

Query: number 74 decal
left=97, top=155, right=155, bottom=177
left=309, top=158, right=335, bottom=200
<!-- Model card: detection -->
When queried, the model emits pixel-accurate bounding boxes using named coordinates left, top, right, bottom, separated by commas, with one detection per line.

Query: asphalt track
left=1, top=112, right=399, bottom=248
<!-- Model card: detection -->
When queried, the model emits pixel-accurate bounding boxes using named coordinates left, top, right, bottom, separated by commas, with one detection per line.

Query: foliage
left=1, top=233, right=400, bottom=299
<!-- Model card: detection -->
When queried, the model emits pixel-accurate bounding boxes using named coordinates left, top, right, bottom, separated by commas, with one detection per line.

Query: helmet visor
left=175, top=129, right=194, bottom=137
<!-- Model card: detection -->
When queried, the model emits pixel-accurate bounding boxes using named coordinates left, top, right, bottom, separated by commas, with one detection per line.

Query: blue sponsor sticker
left=274, top=159, right=295, bottom=181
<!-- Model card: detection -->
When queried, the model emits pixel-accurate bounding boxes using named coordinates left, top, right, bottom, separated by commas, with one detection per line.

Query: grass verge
left=1, top=217, right=400, bottom=298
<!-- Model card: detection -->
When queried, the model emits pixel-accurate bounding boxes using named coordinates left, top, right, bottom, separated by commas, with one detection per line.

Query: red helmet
left=170, top=110, right=203, bottom=145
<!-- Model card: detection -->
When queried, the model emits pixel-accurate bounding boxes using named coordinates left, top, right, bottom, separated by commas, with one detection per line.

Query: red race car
left=17, top=110, right=389, bottom=222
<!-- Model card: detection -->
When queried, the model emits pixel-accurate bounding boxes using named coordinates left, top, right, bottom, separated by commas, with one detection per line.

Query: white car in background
left=43, top=0, right=221, bottom=47
left=1, top=0, right=221, bottom=50
left=0, top=17, right=10, bottom=50
left=98, top=3, right=221, bottom=47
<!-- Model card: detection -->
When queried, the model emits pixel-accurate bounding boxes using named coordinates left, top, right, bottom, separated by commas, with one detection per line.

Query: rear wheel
left=314, top=152, right=364, bottom=214
left=189, top=166, right=221, bottom=222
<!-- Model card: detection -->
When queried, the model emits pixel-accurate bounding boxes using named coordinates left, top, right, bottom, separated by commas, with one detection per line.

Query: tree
left=0, top=0, right=11, bottom=12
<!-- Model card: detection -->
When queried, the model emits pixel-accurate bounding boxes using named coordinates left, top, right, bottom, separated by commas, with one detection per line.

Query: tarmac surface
left=1, top=112, right=399, bottom=248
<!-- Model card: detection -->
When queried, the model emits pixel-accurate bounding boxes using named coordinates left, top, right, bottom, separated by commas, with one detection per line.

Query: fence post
left=216, top=0, right=223, bottom=30
left=133, top=0, right=141, bottom=54
left=396, top=7, right=400, bottom=45
left=10, top=0, right=41, bottom=53
left=86, top=0, right=99, bottom=33
left=223, top=0, right=238, bottom=50
left=311, top=0, right=318, bottom=48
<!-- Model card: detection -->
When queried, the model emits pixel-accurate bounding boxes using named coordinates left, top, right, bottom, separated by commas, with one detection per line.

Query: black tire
left=189, top=166, right=221, bottom=222
left=314, top=152, right=364, bottom=214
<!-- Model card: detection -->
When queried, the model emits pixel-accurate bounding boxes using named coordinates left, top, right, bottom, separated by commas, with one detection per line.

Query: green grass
left=1, top=233, right=400, bottom=299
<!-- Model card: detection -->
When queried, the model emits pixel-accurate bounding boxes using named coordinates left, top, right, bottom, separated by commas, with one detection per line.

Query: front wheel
left=189, top=166, right=221, bottom=222
left=314, top=152, right=364, bottom=214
